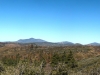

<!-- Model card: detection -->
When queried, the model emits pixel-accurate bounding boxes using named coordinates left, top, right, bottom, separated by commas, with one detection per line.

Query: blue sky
left=0, top=0, right=100, bottom=44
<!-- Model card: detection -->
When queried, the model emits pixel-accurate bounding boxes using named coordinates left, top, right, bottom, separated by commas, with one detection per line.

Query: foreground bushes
left=0, top=65, right=4, bottom=72
left=51, top=51, right=78, bottom=68
left=2, top=56, right=19, bottom=66
left=0, top=49, right=100, bottom=75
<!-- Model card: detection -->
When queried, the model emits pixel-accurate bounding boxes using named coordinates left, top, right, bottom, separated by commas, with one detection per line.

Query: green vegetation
left=2, top=56, right=18, bottom=66
left=0, top=44, right=100, bottom=75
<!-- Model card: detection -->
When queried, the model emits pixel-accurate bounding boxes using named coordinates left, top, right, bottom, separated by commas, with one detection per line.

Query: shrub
left=2, top=56, right=19, bottom=66
left=0, top=65, right=4, bottom=72
left=51, top=53, right=60, bottom=66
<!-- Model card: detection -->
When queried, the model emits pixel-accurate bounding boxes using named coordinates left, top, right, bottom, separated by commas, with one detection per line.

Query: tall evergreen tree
left=51, top=53, right=60, bottom=66
left=65, top=51, right=77, bottom=68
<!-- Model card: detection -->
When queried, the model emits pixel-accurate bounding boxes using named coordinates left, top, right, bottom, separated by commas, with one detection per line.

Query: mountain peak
left=17, top=38, right=47, bottom=43
left=89, top=42, right=100, bottom=46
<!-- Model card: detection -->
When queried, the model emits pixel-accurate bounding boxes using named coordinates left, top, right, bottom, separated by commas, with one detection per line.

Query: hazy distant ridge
left=17, top=38, right=47, bottom=43
left=4, top=38, right=100, bottom=46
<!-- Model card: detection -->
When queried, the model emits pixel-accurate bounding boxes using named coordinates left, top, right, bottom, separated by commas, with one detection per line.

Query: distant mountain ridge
left=17, top=38, right=47, bottom=43
left=1, top=38, right=100, bottom=46
left=57, top=41, right=74, bottom=45
left=16, top=38, right=75, bottom=46
left=89, top=42, right=100, bottom=46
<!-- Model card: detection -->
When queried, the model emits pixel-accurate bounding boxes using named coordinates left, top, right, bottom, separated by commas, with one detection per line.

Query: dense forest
left=0, top=43, right=100, bottom=75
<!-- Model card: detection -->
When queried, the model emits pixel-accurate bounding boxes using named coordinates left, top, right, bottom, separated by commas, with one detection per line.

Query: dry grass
left=0, top=45, right=100, bottom=75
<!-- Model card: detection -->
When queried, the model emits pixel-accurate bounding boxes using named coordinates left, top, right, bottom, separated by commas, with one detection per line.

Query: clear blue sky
left=0, top=0, right=100, bottom=44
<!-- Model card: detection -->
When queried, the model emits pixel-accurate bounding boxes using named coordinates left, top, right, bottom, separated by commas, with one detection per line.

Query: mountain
left=35, top=42, right=75, bottom=46
left=15, top=38, right=100, bottom=46
left=74, top=43, right=82, bottom=46
left=89, top=42, right=100, bottom=46
left=16, top=38, right=75, bottom=46
left=16, top=38, right=47, bottom=43
left=57, top=41, right=74, bottom=46
left=2, top=38, right=100, bottom=46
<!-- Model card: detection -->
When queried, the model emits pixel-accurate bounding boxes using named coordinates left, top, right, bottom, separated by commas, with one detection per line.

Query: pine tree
left=65, top=51, right=77, bottom=68
left=61, top=51, right=67, bottom=63
left=51, top=53, right=60, bottom=66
